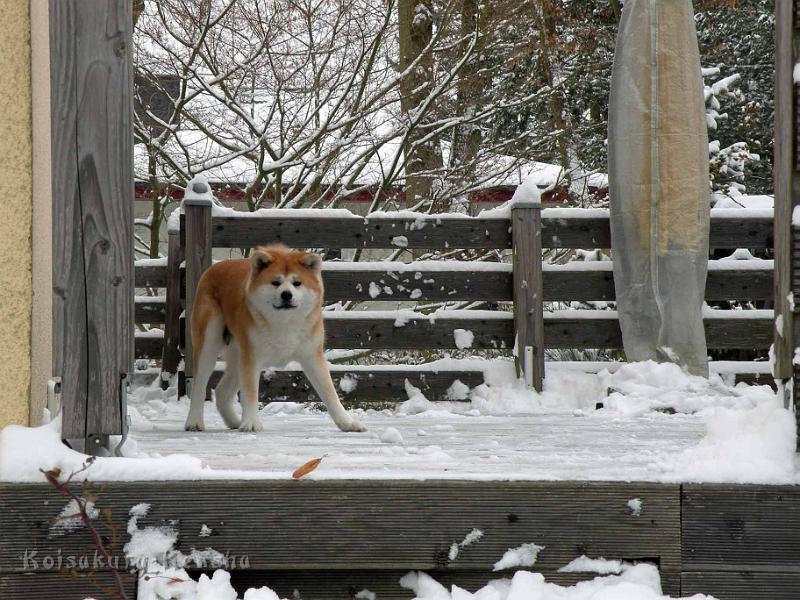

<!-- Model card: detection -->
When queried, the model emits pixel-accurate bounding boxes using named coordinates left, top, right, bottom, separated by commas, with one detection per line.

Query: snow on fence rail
left=133, top=207, right=775, bottom=401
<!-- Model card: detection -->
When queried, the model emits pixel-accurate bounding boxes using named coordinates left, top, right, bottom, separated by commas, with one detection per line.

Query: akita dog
left=185, top=244, right=366, bottom=433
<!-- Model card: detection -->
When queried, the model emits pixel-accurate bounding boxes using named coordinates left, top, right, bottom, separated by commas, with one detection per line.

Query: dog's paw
left=184, top=417, right=205, bottom=432
left=238, top=416, right=264, bottom=432
left=337, top=416, right=367, bottom=433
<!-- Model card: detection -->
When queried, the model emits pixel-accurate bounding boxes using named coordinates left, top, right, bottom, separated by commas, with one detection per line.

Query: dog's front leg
left=301, top=351, right=366, bottom=432
left=238, top=350, right=264, bottom=432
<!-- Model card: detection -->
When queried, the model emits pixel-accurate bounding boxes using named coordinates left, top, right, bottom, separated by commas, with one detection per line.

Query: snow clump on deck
left=492, top=542, right=545, bottom=571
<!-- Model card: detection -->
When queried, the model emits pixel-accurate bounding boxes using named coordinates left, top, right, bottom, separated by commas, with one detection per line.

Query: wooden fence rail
left=133, top=209, right=774, bottom=402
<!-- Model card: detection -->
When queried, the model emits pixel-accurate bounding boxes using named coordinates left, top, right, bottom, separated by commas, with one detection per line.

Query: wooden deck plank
left=0, top=481, right=681, bottom=575
left=0, top=571, right=136, bottom=600
left=226, top=568, right=680, bottom=599
left=681, top=571, right=800, bottom=600
left=682, top=485, right=800, bottom=572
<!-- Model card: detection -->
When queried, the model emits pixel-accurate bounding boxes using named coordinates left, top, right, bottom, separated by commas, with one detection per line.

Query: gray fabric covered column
left=608, top=0, right=710, bottom=377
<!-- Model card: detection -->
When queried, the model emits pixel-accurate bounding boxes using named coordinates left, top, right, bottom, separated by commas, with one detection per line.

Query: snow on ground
left=0, top=360, right=795, bottom=484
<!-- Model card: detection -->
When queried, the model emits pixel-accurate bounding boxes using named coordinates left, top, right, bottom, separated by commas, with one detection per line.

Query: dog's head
left=247, top=245, right=323, bottom=318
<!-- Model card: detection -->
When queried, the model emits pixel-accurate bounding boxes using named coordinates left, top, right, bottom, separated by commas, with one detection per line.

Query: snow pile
left=468, top=363, right=602, bottom=415
left=627, top=498, right=642, bottom=517
left=453, top=329, right=474, bottom=349
left=558, top=555, right=623, bottom=575
left=0, top=415, right=266, bottom=483
left=658, top=402, right=797, bottom=483
left=380, top=427, right=404, bottom=444
left=492, top=542, right=545, bottom=571
left=598, top=361, right=775, bottom=416
left=400, top=563, right=710, bottom=600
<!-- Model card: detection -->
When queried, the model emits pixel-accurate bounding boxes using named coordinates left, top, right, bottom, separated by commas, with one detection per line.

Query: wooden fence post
left=50, top=0, right=133, bottom=453
left=773, top=1, right=800, bottom=449
left=182, top=183, right=213, bottom=397
left=161, top=229, right=183, bottom=385
left=512, top=202, right=544, bottom=392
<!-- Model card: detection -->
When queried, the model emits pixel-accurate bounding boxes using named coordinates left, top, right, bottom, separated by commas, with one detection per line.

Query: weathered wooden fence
left=133, top=204, right=774, bottom=402
left=51, top=0, right=133, bottom=451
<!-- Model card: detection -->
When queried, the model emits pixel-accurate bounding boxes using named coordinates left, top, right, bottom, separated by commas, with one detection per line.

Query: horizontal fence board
left=141, top=263, right=772, bottom=308
left=323, top=314, right=514, bottom=350
left=212, top=216, right=513, bottom=249
left=140, top=312, right=772, bottom=357
left=134, top=264, right=167, bottom=288
left=209, top=214, right=772, bottom=250
left=682, top=485, right=800, bottom=572
left=0, top=481, right=681, bottom=574
left=321, top=313, right=772, bottom=350
left=135, top=333, right=163, bottom=359
left=324, top=267, right=513, bottom=302
left=131, top=366, right=772, bottom=392
left=226, top=569, right=679, bottom=599
left=134, top=298, right=166, bottom=324
left=206, top=368, right=486, bottom=404
left=681, top=571, right=800, bottom=600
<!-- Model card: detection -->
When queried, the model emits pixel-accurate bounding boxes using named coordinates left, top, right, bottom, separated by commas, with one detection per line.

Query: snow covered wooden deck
left=130, top=403, right=709, bottom=481
left=2, top=362, right=797, bottom=599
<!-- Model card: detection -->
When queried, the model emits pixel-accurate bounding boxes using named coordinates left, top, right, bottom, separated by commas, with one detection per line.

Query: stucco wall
left=0, top=1, right=33, bottom=428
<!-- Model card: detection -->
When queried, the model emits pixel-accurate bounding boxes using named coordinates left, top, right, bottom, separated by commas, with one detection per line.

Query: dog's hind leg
left=215, top=346, right=241, bottom=429
left=185, top=303, right=225, bottom=431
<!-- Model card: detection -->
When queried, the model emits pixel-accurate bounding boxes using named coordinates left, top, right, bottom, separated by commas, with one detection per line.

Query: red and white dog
left=185, top=244, right=366, bottom=433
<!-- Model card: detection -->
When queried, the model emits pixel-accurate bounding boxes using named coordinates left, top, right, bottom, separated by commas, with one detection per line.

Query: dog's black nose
left=281, top=290, right=293, bottom=303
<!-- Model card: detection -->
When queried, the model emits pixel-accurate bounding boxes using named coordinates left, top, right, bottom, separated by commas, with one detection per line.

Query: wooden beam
left=0, top=481, right=681, bottom=576
left=158, top=260, right=771, bottom=305
left=0, top=572, right=136, bottom=600
left=227, top=569, right=680, bottom=600
left=138, top=312, right=773, bottom=357
left=134, top=297, right=165, bottom=324
left=773, top=0, right=796, bottom=387
left=682, top=484, right=800, bottom=573
left=512, top=203, right=544, bottom=390
left=206, top=368, right=487, bottom=404
left=134, top=263, right=167, bottom=287
left=161, top=230, right=183, bottom=376
left=50, top=0, right=133, bottom=444
left=183, top=195, right=213, bottom=383
left=682, top=571, right=800, bottom=600
left=210, top=214, right=773, bottom=250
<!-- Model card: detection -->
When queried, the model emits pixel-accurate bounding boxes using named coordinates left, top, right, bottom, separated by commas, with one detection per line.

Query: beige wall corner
left=0, top=0, right=34, bottom=429
left=29, top=0, right=52, bottom=426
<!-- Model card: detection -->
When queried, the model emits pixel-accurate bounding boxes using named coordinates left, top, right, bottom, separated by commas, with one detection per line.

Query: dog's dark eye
left=293, top=281, right=302, bottom=287
left=272, top=280, right=281, bottom=287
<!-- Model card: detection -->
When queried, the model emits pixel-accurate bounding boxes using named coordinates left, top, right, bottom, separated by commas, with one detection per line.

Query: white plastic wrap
left=608, top=0, right=710, bottom=376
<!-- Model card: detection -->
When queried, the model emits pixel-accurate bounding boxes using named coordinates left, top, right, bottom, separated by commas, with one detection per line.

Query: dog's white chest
left=249, top=320, right=310, bottom=368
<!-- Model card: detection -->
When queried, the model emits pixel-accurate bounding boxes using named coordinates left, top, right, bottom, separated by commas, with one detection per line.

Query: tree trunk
left=448, top=0, right=487, bottom=212
left=398, top=0, right=443, bottom=210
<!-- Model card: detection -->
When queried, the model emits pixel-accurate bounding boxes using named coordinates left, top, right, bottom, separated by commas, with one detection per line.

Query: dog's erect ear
left=299, top=252, right=322, bottom=273
left=251, top=248, right=274, bottom=275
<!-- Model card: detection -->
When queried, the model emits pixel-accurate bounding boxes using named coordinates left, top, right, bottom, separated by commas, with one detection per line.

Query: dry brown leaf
left=292, top=457, right=323, bottom=479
